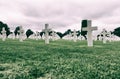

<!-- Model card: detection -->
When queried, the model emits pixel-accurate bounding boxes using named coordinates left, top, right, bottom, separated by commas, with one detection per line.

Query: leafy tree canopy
left=113, top=27, right=120, bottom=37
left=26, top=29, right=34, bottom=38
left=0, top=21, right=11, bottom=36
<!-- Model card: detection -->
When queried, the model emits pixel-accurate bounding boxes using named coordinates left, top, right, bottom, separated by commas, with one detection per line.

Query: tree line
left=0, top=21, right=81, bottom=38
left=0, top=21, right=120, bottom=39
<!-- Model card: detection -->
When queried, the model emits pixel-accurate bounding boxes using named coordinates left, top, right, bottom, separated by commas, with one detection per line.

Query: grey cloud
left=0, top=0, right=120, bottom=32
left=20, top=0, right=120, bottom=26
left=18, top=2, right=83, bottom=27
left=81, top=1, right=120, bottom=19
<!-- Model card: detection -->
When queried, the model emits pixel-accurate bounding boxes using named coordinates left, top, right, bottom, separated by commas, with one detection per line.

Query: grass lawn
left=0, top=39, right=120, bottom=79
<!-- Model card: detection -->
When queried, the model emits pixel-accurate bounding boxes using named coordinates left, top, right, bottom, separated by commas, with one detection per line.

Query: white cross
left=82, top=20, right=97, bottom=47
left=36, top=31, right=40, bottom=40
left=18, top=26, right=24, bottom=42
left=1, top=27, right=6, bottom=41
left=51, top=31, right=56, bottom=41
left=107, top=31, right=112, bottom=42
left=43, top=24, right=51, bottom=44
left=68, top=32, right=72, bottom=40
left=101, top=29, right=107, bottom=44
left=11, top=32, right=15, bottom=39
left=72, top=29, right=78, bottom=42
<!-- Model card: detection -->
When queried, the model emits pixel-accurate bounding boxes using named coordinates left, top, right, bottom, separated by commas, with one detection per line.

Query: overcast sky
left=0, top=0, right=120, bottom=33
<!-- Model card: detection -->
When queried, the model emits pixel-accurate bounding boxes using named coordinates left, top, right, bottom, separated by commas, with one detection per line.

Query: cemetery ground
left=0, top=39, right=120, bottom=79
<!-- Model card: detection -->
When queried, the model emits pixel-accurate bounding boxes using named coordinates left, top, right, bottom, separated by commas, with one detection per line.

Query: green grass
left=0, top=39, right=120, bottom=79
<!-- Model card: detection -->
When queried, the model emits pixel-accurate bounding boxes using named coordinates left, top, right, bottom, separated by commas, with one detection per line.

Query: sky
left=0, top=0, right=120, bottom=34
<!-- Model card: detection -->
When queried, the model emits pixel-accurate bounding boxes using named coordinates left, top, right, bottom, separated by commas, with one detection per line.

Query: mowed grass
left=0, top=39, right=120, bottom=79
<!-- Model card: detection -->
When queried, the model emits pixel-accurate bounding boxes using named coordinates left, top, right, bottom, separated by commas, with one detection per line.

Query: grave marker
left=36, top=31, right=40, bottom=40
left=82, top=20, right=97, bottom=47
left=1, top=27, right=6, bottom=41
left=107, top=31, right=112, bottom=42
left=101, top=29, right=107, bottom=44
left=72, top=29, right=78, bottom=42
left=43, top=24, right=51, bottom=44
left=18, top=26, right=24, bottom=42
left=51, top=31, right=56, bottom=41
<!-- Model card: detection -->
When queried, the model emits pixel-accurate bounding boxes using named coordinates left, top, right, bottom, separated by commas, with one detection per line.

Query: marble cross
left=107, top=31, right=112, bottom=42
left=11, top=32, right=15, bottom=39
left=82, top=20, right=98, bottom=47
left=1, top=27, right=6, bottom=41
left=51, top=31, right=56, bottom=41
left=68, top=32, right=72, bottom=40
left=18, top=26, right=24, bottom=42
left=101, top=29, right=107, bottom=44
left=36, top=31, right=40, bottom=40
left=72, top=29, right=78, bottom=42
left=43, top=24, right=51, bottom=44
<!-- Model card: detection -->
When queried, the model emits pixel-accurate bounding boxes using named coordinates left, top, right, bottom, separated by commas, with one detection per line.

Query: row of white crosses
left=82, top=20, right=98, bottom=47
left=0, top=21, right=100, bottom=47
left=0, top=21, right=97, bottom=47
left=0, top=27, right=25, bottom=42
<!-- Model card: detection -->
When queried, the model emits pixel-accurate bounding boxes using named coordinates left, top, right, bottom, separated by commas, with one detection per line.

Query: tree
left=14, top=26, right=20, bottom=37
left=49, top=31, right=53, bottom=36
left=0, top=21, right=11, bottom=36
left=40, top=31, right=51, bottom=37
left=26, top=29, right=34, bottom=38
left=63, top=29, right=72, bottom=37
left=113, top=27, right=120, bottom=37
left=40, top=32, right=44, bottom=37
left=77, top=30, right=81, bottom=36
left=81, top=20, right=87, bottom=39
left=56, top=32, right=63, bottom=38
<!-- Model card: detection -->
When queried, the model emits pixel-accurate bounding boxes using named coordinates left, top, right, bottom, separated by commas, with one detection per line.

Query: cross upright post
left=18, top=26, right=24, bottom=42
left=51, top=31, right=56, bottom=41
left=101, top=29, right=107, bottom=44
left=73, top=29, right=78, bottom=42
left=1, top=27, right=6, bottom=41
left=43, top=24, right=51, bottom=44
